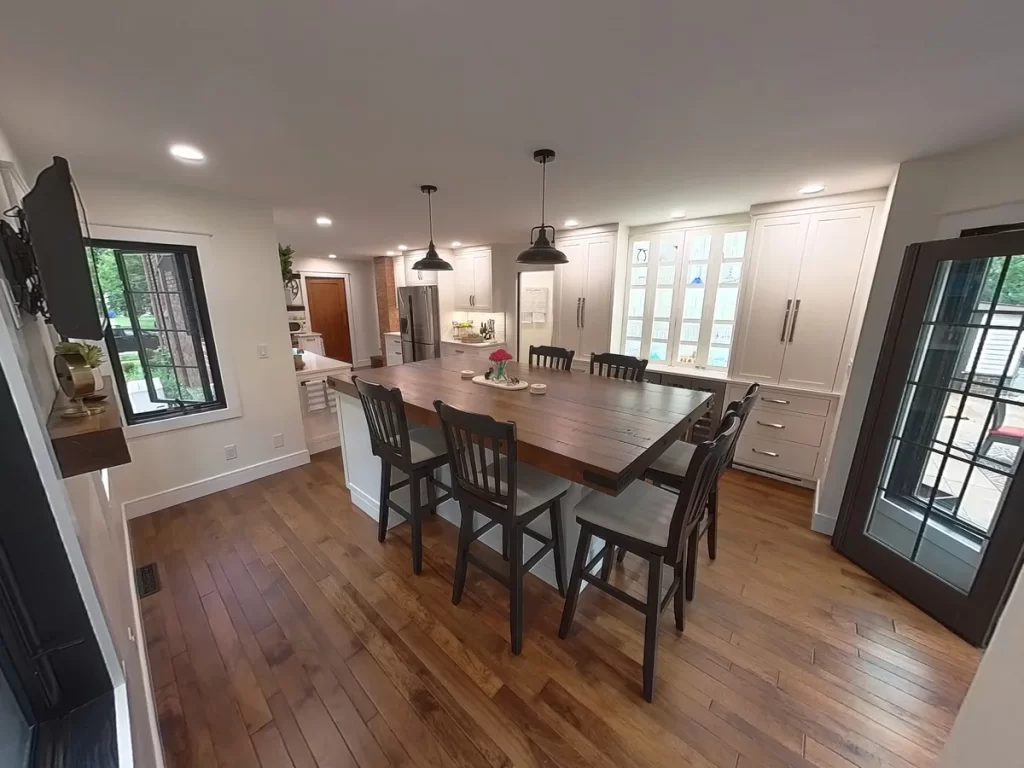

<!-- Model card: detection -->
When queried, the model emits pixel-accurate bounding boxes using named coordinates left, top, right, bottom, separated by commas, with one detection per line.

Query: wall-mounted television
left=19, top=156, right=107, bottom=340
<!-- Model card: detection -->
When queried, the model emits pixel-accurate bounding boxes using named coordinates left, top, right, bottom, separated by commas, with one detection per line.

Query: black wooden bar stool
left=528, top=344, right=575, bottom=371
left=559, top=415, right=741, bottom=701
left=354, top=377, right=451, bottom=574
left=615, top=382, right=760, bottom=590
left=434, top=399, right=569, bottom=654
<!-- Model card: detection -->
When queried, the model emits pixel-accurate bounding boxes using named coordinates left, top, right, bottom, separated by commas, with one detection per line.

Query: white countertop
left=645, top=362, right=731, bottom=381
left=383, top=331, right=401, bottom=337
left=442, top=338, right=506, bottom=347
left=295, top=350, right=352, bottom=382
left=291, top=330, right=322, bottom=336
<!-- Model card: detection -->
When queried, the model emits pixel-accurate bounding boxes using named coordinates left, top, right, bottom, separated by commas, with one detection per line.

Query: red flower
left=488, top=348, right=513, bottom=363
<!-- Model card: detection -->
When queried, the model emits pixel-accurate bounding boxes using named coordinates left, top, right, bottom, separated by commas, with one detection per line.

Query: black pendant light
left=411, top=185, right=453, bottom=271
left=517, top=149, right=568, bottom=265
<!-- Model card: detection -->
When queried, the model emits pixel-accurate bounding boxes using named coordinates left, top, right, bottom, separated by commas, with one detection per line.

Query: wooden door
left=554, top=241, right=585, bottom=353
left=731, top=215, right=807, bottom=384
left=306, top=277, right=353, bottom=363
left=580, top=236, right=615, bottom=362
left=779, top=207, right=873, bottom=391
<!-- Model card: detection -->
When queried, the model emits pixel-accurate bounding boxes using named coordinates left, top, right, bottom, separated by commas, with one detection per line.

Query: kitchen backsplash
left=446, top=311, right=507, bottom=342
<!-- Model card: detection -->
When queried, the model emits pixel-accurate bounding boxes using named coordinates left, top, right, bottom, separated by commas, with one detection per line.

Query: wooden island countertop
left=329, top=357, right=712, bottom=495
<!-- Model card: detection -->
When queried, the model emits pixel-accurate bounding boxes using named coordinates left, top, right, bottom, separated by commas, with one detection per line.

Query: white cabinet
left=393, top=255, right=406, bottom=289
left=295, top=333, right=325, bottom=356
left=403, top=249, right=440, bottom=286
left=453, top=248, right=492, bottom=309
left=553, top=232, right=616, bottom=367
left=732, top=204, right=875, bottom=393
left=384, top=333, right=404, bottom=366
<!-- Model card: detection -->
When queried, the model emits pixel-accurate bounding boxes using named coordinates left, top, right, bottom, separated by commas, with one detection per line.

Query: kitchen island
left=329, top=357, right=711, bottom=588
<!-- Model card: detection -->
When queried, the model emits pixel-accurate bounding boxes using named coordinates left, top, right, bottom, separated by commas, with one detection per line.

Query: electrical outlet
left=224, top=444, right=238, bottom=460
left=258, top=343, right=269, bottom=359
left=273, top=433, right=284, bottom=449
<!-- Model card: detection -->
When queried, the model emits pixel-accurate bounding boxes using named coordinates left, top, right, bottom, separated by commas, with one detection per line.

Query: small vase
left=493, top=361, right=507, bottom=381
left=91, top=367, right=104, bottom=392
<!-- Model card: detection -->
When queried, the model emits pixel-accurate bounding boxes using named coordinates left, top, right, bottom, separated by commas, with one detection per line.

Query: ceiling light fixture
left=411, top=185, right=453, bottom=272
left=669, top=210, right=686, bottom=219
left=518, top=149, right=568, bottom=265
left=316, top=215, right=333, bottom=227
left=451, top=241, right=462, bottom=247
left=564, top=219, right=579, bottom=228
left=397, top=245, right=408, bottom=251
left=386, top=250, right=396, bottom=256
left=799, top=184, right=826, bottom=195
left=328, top=253, right=337, bottom=259
left=169, top=143, right=205, bottom=163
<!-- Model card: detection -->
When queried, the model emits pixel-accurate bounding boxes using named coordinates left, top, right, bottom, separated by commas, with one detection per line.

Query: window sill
left=123, top=402, right=242, bottom=439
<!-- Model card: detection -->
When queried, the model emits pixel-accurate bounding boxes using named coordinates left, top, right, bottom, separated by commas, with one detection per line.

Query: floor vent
left=136, top=563, right=160, bottom=598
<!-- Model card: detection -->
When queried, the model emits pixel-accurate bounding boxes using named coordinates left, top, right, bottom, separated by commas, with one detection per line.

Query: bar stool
left=433, top=399, right=569, bottom=655
left=354, top=378, right=451, bottom=574
left=528, top=344, right=575, bottom=371
left=620, top=382, right=760, bottom=582
left=589, top=352, right=649, bottom=382
left=559, top=415, right=741, bottom=701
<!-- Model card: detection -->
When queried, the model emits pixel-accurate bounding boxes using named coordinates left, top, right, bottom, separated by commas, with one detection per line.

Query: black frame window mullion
left=178, top=251, right=214, bottom=400
left=113, top=249, right=162, bottom=404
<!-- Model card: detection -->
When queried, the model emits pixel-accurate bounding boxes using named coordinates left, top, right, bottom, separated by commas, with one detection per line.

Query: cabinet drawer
left=746, top=408, right=826, bottom=447
left=728, top=384, right=831, bottom=417
left=442, top=344, right=476, bottom=359
left=735, top=434, right=819, bottom=478
left=386, top=353, right=404, bottom=366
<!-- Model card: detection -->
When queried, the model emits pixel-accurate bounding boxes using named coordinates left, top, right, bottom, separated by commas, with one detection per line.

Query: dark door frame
left=832, top=228, right=1024, bottom=647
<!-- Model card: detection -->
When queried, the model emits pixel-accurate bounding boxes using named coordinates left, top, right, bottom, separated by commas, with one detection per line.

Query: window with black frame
left=90, top=239, right=225, bottom=424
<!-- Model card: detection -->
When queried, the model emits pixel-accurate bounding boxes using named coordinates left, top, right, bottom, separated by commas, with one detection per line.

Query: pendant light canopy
left=517, top=149, right=568, bottom=265
left=411, top=185, right=453, bottom=271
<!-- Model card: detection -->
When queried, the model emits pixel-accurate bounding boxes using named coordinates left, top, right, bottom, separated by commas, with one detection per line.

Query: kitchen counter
left=441, top=338, right=506, bottom=347
left=295, top=350, right=351, bottom=383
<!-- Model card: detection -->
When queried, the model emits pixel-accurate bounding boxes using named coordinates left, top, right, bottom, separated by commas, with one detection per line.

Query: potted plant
left=280, top=243, right=301, bottom=303
left=55, top=341, right=105, bottom=390
left=488, top=348, right=514, bottom=382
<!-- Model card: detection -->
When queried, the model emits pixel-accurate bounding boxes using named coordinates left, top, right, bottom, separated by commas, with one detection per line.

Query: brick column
left=373, top=256, right=400, bottom=356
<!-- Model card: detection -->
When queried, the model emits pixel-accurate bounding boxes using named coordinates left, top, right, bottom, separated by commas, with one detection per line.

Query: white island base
left=335, top=389, right=605, bottom=591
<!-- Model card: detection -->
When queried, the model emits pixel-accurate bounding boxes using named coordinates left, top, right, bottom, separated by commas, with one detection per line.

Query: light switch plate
left=272, top=433, right=284, bottom=448
left=258, top=343, right=269, bottom=359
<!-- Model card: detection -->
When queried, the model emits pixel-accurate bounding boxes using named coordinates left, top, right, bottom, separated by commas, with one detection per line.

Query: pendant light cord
left=540, top=158, right=547, bottom=228
left=427, top=189, right=434, bottom=242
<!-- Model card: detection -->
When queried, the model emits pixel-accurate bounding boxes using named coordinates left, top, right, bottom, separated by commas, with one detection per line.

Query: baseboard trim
left=308, top=433, right=341, bottom=454
left=124, top=450, right=310, bottom=518
left=811, top=512, right=837, bottom=536
left=347, top=481, right=379, bottom=519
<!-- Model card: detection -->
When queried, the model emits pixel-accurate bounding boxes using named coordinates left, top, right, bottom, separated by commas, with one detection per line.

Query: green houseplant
left=55, top=341, right=106, bottom=390
left=280, top=243, right=301, bottom=303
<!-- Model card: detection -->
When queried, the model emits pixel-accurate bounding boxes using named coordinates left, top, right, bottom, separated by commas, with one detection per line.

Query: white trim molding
left=124, top=450, right=309, bottom=518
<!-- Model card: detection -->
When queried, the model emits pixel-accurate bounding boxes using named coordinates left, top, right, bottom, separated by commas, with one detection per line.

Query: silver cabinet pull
left=455, top=349, right=465, bottom=354
left=576, top=297, right=581, bottom=328
left=762, top=397, right=790, bottom=405
left=788, top=299, right=801, bottom=343
left=757, top=421, right=785, bottom=429
left=780, top=299, right=792, bottom=342
left=752, top=448, right=779, bottom=457
left=581, top=297, right=586, bottom=327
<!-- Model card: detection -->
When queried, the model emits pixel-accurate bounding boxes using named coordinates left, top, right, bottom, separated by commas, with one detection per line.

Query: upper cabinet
left=732, top=203, right=878, bottom=393
left=402, top=249, right=443, bottom=286
left=553, top=230, right=616, bottom=367
left=453, top=248, right=492, bottom=309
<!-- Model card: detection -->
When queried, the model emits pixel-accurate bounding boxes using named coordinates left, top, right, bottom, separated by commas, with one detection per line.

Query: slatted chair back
left=434, top=400, right=518, bottom=513
left=665, top=413, right=740, bottom=561
left=528, top=345, right=575, bottom=371
left=589, top=352, right=649, bottom=382
left=727, top=382, right=760, bottom=465
left=355, top=377, right=412, bottom=466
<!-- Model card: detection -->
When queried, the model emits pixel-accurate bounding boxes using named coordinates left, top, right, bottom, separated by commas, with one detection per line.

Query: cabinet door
left=553, top=241, right=585, bottom=352
left=393, top=255, right=406, bottom=289
left=472, top=251, right=492, bottom=309
left=453, top=254, right=475, bottom=309
left=580, top=236, right=615, bottom=361
left=779, top=207, right=873, bottom=391
left=405, top=251, right=438, bottom=285
left=731, top=215, right=807, bottom=384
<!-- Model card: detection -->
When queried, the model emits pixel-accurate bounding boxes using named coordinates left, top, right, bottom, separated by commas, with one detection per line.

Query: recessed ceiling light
left=564, top=219, right=579, bottom=228
left=386, top=250, right=396, bottom=256
left=451, top=241, right=462, bottom=247
left=328, top=253, right=337, bottom=259
left=669, top=210, right=686, bottom=219
left=397, top=245, right=408, bottom=251
left=799, top=184, right=826, bottom=195
left=316, top=215, right=333, bottom=227
left=169, top=143, right=205, bottom=163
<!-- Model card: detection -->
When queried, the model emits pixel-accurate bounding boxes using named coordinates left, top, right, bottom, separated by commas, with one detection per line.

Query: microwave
left=288, top=320, right=303, bottom=333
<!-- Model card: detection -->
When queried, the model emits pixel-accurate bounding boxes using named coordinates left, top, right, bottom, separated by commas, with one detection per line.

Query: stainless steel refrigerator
left=398, top=285, right=441, bottom=362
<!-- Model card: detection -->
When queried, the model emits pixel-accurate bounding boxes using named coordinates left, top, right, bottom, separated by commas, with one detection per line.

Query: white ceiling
left=3, top=0, right=1024, bottom=258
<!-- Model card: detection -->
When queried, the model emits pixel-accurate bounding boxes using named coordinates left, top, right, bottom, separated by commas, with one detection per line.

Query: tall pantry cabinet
left=731, top=201, right=881, bottom=393
left=552, top=227, right=617, bottom=369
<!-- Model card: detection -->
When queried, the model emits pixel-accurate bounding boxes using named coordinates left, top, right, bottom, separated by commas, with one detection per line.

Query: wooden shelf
left=46, top=376, right=131, bottom=479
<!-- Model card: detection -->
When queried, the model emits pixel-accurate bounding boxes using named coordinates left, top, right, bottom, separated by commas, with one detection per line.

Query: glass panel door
left=836, top=229, right=1024, bottom=646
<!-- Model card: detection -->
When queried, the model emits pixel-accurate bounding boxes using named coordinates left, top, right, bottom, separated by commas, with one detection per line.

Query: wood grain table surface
left=329, top=358, right=712, bottom=495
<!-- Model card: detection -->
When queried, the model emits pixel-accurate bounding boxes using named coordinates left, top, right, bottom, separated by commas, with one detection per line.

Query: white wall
left=292, top=254, right=379, bottom=367
left=72, top=174, right=308, bottom=515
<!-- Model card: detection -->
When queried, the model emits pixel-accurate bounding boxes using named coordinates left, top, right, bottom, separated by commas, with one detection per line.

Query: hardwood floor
left=130, top=450, right=980, bottom=768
